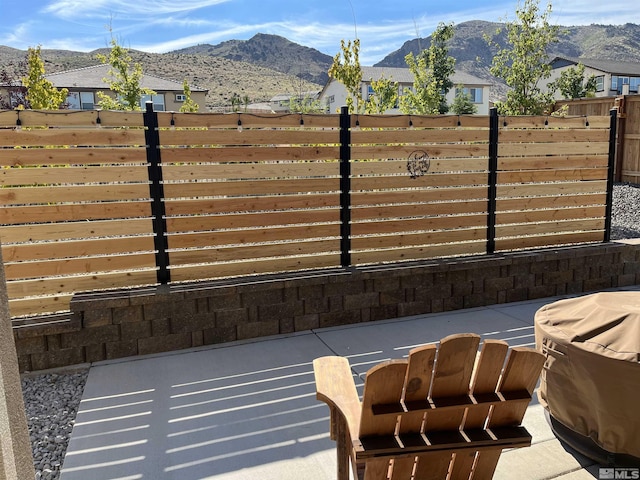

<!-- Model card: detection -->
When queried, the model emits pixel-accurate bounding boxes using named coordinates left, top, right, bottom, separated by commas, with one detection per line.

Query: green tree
left=401, top=22, right=455, bottom=115
left=365, top=76, right=399, bottom=114
left=328, top=38, right=363, bottom=113
left=179, top=79, right=200, bottom=112
left=486, top=0, right=559, bottom=115
left=96, top=36, right=155, bottom=111
left=22, top=46, right=68, bottom=110
left=549, top=63, right=597, bottom=99
left=451, top=85, right=478, bottom=114
left=289, top=93, right=324, bottom=113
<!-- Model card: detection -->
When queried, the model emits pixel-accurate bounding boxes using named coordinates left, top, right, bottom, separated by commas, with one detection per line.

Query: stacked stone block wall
left=13, top=241, right=640, bottom=372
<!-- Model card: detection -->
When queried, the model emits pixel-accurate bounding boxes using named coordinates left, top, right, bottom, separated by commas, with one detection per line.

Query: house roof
left=550, top=56, right=640, bottom=76
left=45, top=64, right=207, bottom=92
left=360, top=66, right=491, bottom=86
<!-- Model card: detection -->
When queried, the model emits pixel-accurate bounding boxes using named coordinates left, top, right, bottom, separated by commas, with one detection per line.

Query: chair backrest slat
left=360, top=360, right=408, bottom=437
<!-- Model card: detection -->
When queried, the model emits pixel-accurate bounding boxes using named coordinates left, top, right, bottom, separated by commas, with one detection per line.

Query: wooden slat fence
left=0, top=110, right=157, bottom=318
left=555, top=95, right=640, bottom=183
left=495, top=114, right=613, bottom=251
left=0, top=107, right=616, bottom=319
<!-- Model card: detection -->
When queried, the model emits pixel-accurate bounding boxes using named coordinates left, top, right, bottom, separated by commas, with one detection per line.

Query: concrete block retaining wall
left=13, top=241, right=640, bottom=372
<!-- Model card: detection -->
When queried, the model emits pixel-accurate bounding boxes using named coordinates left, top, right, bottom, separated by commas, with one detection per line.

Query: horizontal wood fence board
left=498, top=141, right=609, bottom=157
left=161, top=161, right=338, bottom=181
left=0, top=201, right=152, bottom=225
left=497, top=155, right=609, bottom=170
left=352, top=242, right=486, bottom=265
left=497, top=168, right=608, bottom=183
left=1, top=218, right=154, bottom=243
left=0, top=184, right=151, bottom=205
left=350, top=158, right=487, bottom=176
left=351, top=201, right=488, bottom=221
left=0, top=147, right=148, bottom=167
left=0, top=128, right=146, bottom=147
left=160, top=146, right=340, bottom=163
left=162, top=178, right=340, bottom=197
left=169, top=253, right=340, bottom=282
left=351, top=228, right=486, bottom=249
left=498, top=129, right=609, bottom=142
left=158, top=129, right=339, bottom=146
left=4, top=252, right=157, bottom=280
left=0, top=165, right=149, bottom=186
left=496, top=206, right=606, bottom=225
left=0, top=110, right=143, bottom=127
left=351, top=115, right=489, bottom=129
left=495, top=231, right=604, bottom=251
left=169, top=239, right=339, bottom=265
left=350, top=129, right=488, bottom=144
left=496, top=181, right=607, bottom=198
left=498, top=115, right=610, bottom=129
left=351, top=187, right=488, bottom=206
left=168, top=223, right=340, bottom=249
left=496, top=193, right=607, bottom=211
left=351, top=144, right=488, bottom=160
left=156, top=112, right=340, bottom=129
left=7, top=270, right=158, bottom=298
left=166, top=209, right=339, bottom=232
left=495, top=218, right=605, bottom=237
left=351, top=214, right=487, bottom=236
left=350, top=173, right=487, bottom=191
left=1, top=237, right=155, bottom=262
left=164, top=194, right=340, bottom=215
left=9, top=295, right=75, bottom=318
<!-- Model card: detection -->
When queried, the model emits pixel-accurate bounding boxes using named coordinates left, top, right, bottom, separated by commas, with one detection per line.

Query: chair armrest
left=313, top=356, right=361, bottom=436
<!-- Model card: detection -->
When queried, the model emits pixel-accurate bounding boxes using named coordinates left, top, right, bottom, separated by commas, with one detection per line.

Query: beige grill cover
left=535, top=291, right=640, bottom=458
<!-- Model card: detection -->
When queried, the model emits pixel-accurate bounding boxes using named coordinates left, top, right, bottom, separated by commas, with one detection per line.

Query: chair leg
left=335, top=413, right=351, bottom=480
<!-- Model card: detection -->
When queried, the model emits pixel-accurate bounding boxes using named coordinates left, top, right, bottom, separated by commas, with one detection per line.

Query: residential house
left=319, top=66, right=492, bottom=115
left=44, top=64, right=208, bottom=112
left=547, top=56, right=640, bottom=98
left=269, top=91, right=321, bottom=113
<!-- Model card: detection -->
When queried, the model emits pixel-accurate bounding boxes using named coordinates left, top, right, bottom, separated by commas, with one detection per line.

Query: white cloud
left=42, top=0, right=232, bottom=18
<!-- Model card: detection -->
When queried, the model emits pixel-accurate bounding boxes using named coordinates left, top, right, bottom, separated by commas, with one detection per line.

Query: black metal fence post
left=487, top=107, right=499, bottom=255
left=604, top=108, right=618, bottom=242
left=143, top=102, right=171, bottom=284
left=339, top=106, right=352, bottom=267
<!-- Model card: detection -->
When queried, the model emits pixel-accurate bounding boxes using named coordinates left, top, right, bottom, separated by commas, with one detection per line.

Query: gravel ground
left=19, top=182, right=640, bottom=480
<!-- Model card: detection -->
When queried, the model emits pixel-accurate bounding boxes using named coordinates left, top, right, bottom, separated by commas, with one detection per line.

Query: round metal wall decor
left=407, top=150, right=430, bottom=179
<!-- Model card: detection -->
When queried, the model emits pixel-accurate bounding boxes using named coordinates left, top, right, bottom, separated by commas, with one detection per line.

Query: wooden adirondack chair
left=313, top=333, right=545, bottom=480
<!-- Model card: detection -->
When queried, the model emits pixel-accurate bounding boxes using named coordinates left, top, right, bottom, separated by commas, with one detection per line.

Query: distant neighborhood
left=3, top=17, right=640, bottom=115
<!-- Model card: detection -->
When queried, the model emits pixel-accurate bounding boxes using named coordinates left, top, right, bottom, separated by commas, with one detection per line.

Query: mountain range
left=2, top=21, right=640, bottom=109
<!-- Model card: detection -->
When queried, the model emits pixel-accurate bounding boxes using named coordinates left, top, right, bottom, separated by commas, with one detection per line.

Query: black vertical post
left=604, top=108, right=618, bottom=242
left=143, top=102, right=171, bottom=284
left=487, top=108, right=499, bottom=255
left=339, top=106, right=352, bottom=267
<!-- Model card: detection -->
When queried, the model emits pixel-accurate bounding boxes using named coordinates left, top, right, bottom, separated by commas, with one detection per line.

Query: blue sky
left=0, top=0, right=636, bottom=65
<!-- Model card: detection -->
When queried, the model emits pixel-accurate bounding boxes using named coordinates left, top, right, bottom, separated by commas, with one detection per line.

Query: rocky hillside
left=0, top=42, right=324, bottom=110
left=173, top=33, right=333, bottom=86
left=376, top=21, right=640, bottom=99
left=3, top=22, right=640, bottom=109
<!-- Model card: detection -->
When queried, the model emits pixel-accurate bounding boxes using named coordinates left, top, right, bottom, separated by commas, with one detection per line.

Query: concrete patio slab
left=60, top=292, right=631, bottom=480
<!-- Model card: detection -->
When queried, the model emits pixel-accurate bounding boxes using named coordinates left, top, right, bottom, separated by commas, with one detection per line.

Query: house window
left=175, top=94, right=186, bottom=102
left=612, top=76, right=630, bottom=93
left=65, top=91, right=95, bottom=110
left=457, top=87, right=483, bottom=103
left=595, top=76, right=604, bottom=92
left=140, top=94, right=165, bottom=111
left=630, top=77, right=640, bottom=93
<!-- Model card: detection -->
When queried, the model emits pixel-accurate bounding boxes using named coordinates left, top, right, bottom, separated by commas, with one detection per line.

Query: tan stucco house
left=44, top=64, right=208, bottom=112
